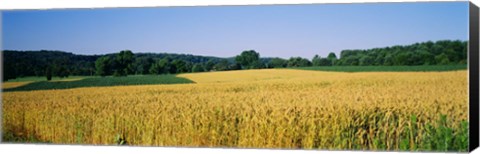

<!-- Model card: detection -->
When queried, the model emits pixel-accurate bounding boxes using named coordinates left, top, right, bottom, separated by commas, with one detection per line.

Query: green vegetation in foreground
left=330, top=114, right=468, bottom=152
left=376, top=115, right=467, bottom=152
left=2, top=131, right=51, bottom=144
left=3, top=75, right=194, bottom=92
left=341, top=114, right=469, bottom=152
left=294, top=65, right=467, bottom=72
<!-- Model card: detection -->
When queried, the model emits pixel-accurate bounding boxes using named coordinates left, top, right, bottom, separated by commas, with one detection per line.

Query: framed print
left=1, top=1, right=479, bottom=153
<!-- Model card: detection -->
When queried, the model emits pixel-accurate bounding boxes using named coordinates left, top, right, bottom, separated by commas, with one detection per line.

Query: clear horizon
left=2, top=2, right=469, bottom=59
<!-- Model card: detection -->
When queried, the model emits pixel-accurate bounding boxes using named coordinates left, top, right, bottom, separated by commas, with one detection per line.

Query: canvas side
left=0, top=10, right=4, bottom=143
left=469, top=1, right=480, bottom=152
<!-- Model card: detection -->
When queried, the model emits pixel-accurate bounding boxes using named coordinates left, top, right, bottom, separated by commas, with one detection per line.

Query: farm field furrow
left=2, top=69, right=468, bottom=151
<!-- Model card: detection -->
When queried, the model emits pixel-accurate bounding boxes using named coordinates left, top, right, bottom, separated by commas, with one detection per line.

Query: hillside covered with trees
left=2, top=40, right=467, bottom=81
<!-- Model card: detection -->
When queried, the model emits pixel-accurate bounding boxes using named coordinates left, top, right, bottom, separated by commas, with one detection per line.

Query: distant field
left=295, top=65, right=467, bottom=72
left=2, top=82, right=33, bottom=89
left=2, top=75, right=194, bottom=92
left=3, top=65, right=467, bottom=91
left=178, top=69, right=338, bottom=83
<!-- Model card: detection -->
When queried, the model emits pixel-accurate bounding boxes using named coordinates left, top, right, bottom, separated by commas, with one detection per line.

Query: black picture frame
left=469, top=1, right=479, bottom=152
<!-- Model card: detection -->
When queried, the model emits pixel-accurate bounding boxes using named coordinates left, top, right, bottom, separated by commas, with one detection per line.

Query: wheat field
left=2, top=69, right=468, bottom=151
left=2, top=81, right=32, bottom=89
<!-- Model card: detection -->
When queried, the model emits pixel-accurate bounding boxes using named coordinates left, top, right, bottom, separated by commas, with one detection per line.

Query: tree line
left=263, top=40, right=467, bottom=68
left=2, top=40, right=467, bottom=81
left=3, top=50, right=99, bottom=81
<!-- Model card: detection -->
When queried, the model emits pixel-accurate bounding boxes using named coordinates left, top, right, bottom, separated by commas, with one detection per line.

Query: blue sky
left=2, top=2, right=469, bottom=59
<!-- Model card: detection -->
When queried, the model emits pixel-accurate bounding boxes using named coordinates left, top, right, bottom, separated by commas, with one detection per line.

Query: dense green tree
left=3, top=50, right=224, bottom=78
left=185, top=62, right=193, bottom=73
left=51, top=57, right=71, bottom=78
left=312, top=55, right=321, bottom=66
left=313, top=54, right=334, bottom=66
left=435, top=53, right=451, bottom=65
left=149, top=58, right=170, bottom=75
left=287, top=57, right=312, bottom=67
left=267, top=58, right=287, bottom=68
left=327, top=52, right=337, bottom=60
left=318, top=58, right=332, bottom=66
left=45, top=66, right=52, bottom=81
left=250, top=60, right=264, bottom=69
left=95, top=56, right=112, bottom=77
left=113, top=50, right=135, bottom=76
left=374, top=55, right=384, bottom=66
left=56, top=65, right=70, bottom=78
left=191, top=64, right=205, bottom=72
left=133, top=57, right=154, bottom=75
left=2, top=40, right=469, bottom=79
left=205, top=60, right=216, bottom=72
left=235, top=50, right=260, bottom=69
left=359, top=55, right=374, bottom=66
left=327, top=52, right=337, bottom=65
left=337, top=40, right=466, bottom=66
left=214, top=59, right=230, bottom=71
left=341, top=56, right=359, bottom=66
left=417, top=50, right=434, bottom=65
left=3, top=62, right=16, bottom=81
left=229, top=63, right=242, bottom=70
left=171, top=60, right=189, bottom=73
left=383, top=54, right=394, bottom=66
left=340, top=50, right=361, bottom=59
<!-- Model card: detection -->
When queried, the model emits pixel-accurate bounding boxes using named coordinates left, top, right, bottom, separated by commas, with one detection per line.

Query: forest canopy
left=2, top=40, right=467, bottom=81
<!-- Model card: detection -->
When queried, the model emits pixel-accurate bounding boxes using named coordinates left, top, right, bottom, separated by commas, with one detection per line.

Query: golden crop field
left=2, top=69, right=468, bottom=151
left=2, top=81, right=32, bottom=89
